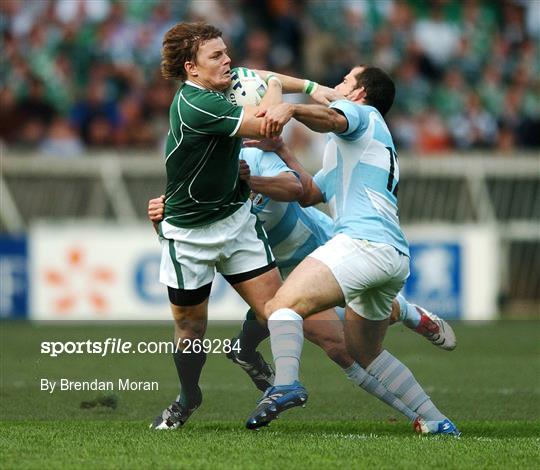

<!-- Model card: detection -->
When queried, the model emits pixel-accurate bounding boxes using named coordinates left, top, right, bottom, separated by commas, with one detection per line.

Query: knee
left=264, top=294, right=294, bottom=318
left=263, top=298, right=276, bottom=319
left=172, top=310, right=206, bottom=340
left=264, top=294, right=309, bottom=319
left=174, top=319, right=205, bottom=340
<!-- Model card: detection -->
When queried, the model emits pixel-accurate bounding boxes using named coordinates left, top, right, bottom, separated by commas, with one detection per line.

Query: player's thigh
left=314, top=234, right=409, bottom=319
left=159, top=222, right=218, bottom=290
left=215, top=203, right=281, bottom=318
left=347, top=254, right=409, bottom=321
left=218, top=204, right=276, bottom=280
left=266, top=256, right=345, bottom=319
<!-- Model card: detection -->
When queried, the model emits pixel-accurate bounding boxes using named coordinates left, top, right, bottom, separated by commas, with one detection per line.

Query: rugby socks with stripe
left=396, top=294, right=421, bottom=328
left=237, top=308, right=270, bottom=361
left=173, top=349, right=206, bottom=408
left=268, top=308, right=304, bottom=386
left=366, top=350, right=446, bottom=422
left=343, top=362, right=418, bottom=421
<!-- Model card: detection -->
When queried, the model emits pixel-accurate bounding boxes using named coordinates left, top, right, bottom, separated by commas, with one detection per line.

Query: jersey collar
left=184, top=80, right=226, bottom=96
left=185, top=80, right=206, bottom=90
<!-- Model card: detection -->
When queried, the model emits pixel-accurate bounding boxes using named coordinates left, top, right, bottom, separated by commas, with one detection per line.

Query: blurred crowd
left=1, top=0, right=539, bottom=157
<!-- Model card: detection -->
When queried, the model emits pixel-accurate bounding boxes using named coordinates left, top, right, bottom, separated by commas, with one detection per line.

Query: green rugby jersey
left=163, top=81, right=250, bottom=228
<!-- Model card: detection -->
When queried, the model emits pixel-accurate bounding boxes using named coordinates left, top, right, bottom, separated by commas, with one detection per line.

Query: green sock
left=237, top=309, right=269, bottom=361
left=172, top=349, right=206, bottom=408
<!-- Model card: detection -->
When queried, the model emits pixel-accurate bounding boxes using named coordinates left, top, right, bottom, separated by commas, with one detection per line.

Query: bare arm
left=235, top=79, right=283, bottom=138
left=239, top=158, right=303, bottom=202
left=249, top=172, right=303, bottom=202
left=272, top=144, right=323, bottom=207
left=261, top=102, right=348, bottom=138
left=243, top=139, right=323, bottom=207
left=254, top=70, right=343, bottom=105
left=255, top=70, right=306, bottom=94
left=292, top=104, right=348, bottom=134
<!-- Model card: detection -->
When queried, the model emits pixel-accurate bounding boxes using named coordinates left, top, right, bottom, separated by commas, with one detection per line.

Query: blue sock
left=396, top=294, right=421, bottom=329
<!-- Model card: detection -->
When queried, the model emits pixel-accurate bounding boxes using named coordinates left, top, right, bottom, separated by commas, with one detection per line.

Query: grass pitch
left=1, top=321, right=539, bottom=468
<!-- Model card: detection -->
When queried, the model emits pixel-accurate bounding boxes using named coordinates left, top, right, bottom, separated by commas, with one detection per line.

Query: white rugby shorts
left=309, top=233, right=409, bottom=321
left=159, top=201, right=274, bottom=290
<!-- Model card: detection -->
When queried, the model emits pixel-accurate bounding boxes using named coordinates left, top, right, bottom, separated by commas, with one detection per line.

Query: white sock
left=396, top=294, right=421, bottom=329
left=344, top=362, right=418, bottom=422
left=366, top=350, right=446, bottom=422
left=268, top=308, right=304, bottom=386
left=334, top=306, right=346, bottom=321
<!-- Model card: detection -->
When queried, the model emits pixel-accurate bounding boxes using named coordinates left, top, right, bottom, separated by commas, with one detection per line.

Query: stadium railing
left=2, top=152, right=539, bottom=314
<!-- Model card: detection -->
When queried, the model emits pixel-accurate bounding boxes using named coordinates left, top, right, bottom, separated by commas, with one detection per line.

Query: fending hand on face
left=310, top=85, right=344, bottom=105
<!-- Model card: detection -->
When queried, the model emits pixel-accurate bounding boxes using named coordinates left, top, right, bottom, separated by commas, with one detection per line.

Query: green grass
left=1, top=321, right=539, bottom=468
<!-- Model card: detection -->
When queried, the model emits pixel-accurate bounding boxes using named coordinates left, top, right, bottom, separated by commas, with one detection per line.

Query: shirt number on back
left=386, top=147, right=399, bottom=197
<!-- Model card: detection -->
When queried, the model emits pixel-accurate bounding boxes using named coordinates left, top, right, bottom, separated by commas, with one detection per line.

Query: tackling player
left=245, top=65, right=460, bottom=436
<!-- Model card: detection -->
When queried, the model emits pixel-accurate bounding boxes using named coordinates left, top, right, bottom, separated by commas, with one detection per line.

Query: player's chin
left=218, top=74, right=232, bottom=89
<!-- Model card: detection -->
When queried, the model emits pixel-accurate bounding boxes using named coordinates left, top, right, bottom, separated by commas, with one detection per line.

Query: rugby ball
left=225, top=67, right=267, bottom=106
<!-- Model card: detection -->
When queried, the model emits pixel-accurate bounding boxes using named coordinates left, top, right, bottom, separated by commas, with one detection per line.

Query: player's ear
left=350, top=86, right=366, bottom=102
left=185, top=61, right=197, bottom=77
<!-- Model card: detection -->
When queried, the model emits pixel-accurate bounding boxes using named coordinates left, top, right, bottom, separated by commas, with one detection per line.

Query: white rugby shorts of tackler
left=309, top=233, right=409, bottom=321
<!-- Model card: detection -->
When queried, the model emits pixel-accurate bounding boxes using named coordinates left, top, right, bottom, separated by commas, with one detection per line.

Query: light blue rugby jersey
left=313, top=100, right=409, bottom=256
left=241, top=147, right=333, bottom=268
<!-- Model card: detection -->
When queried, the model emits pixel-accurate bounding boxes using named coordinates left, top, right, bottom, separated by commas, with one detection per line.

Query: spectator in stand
left=241, top=29, right=272, bottom=71
left=449, top=93, right=498, bottom=149
left=413, top=2, right=460, bottom=74
left=416, top=109, right=452, bottom=153
left=69, top=79, right=120, bottom=145
left=39, top=117, right=85, bottom=157
left=1, top=0, right=537, bottom=154
left=0, top=88, right=25, bottom=145
left=115, top=95, right=157, bottom=148
left=15, top=78, right=58, bottom=144
left=433, top=70, right=468, bottom=122
left=478, top=66, right=506, bottom=118
left=394, top=61, right=430, bottom=116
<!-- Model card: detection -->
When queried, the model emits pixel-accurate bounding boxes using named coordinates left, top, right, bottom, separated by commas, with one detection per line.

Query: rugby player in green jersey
left=151, top=22, right=339, bottom=430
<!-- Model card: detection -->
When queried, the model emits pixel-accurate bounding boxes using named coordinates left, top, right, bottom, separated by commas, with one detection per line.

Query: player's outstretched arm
left=258, top=103, right=348, bottom=138
left=239, top=157, right=302, bottom=202
left=248, top=172, right=303, bottom=202
left=244, top=139, right=323, bottom=207
left=292, top=104, right=349, bottom=134
left=254, top=70, right=343, bottom=105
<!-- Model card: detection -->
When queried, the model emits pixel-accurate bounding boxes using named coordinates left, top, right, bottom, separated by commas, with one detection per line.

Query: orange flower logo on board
left=43, top=247, right=116, bottom=314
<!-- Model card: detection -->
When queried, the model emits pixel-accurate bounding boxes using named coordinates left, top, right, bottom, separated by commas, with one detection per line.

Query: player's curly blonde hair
left=161, top=22, right=222, bottom=81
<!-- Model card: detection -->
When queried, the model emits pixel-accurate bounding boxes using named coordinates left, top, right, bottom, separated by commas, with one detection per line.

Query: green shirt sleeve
left=179, top=89, right=244, bottom=137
